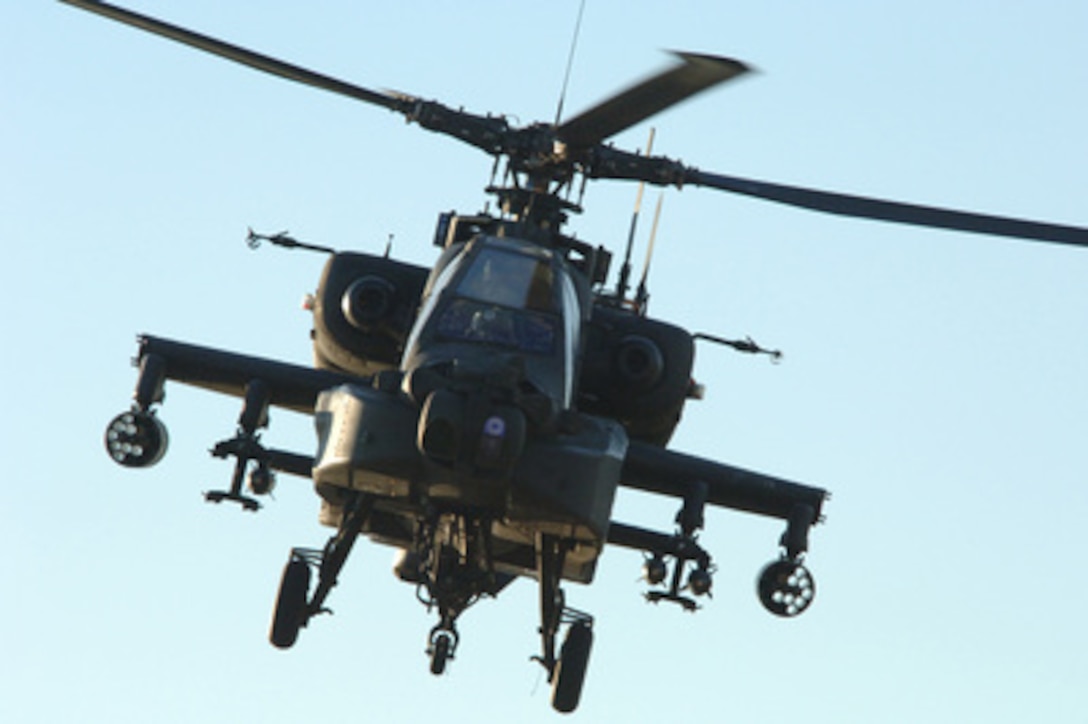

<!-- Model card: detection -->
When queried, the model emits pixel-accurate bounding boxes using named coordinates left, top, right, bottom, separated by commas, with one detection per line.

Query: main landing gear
left=535, top=534, right=595, bottom=714
left=269, top=493, right=373, bottom=649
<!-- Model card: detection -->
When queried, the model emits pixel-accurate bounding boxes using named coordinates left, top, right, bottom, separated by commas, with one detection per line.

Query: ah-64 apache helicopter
left=65, top=0, right=1088, bottom=714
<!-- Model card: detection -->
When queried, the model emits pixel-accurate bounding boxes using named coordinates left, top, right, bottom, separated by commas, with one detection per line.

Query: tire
left=269, top=557, right=311, bottom=649
left=551, top=622, right=593, bottom=713
left=429, top=632, right=452, bottom=675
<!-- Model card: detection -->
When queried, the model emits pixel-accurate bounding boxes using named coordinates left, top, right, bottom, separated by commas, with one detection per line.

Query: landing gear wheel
left=757, top=559, right=815, bottom=617
left=269, top=556, right=311, bottom=649
left=104, top=410, right=168, bottom=468
left=551, top=622, right=593, bottom=714
left=429, top=631, right=454, bottom=675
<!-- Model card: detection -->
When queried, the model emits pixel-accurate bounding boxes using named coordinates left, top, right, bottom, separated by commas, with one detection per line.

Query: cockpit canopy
left=402, top=236, right=584, bottom=408
left=455, top=245, right=557, bottom=312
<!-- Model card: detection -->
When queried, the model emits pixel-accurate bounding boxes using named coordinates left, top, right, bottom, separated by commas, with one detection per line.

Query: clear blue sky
left=4, top=2, right=1087, bottom=722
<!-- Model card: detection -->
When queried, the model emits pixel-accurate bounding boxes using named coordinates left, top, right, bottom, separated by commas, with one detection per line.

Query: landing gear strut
left=409, top=512, right=513, bottom=677
left=268, top=493, right=372, bottom=648
left=534, top=534, right=595, bottom=714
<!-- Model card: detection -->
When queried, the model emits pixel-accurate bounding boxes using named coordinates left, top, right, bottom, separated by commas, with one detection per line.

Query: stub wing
left=126, top=335, right=828, bottom=530
left=111, top=333, right=827, bottom=615
left=621, top=440, right=828, bottom=524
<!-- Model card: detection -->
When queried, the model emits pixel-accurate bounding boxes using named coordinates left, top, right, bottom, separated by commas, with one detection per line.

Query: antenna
left=616, top=128, right=656, bottom=302
left=245, top=228, right=334, bottom=254
left=553, top=0, right=588, bottom=126
left=694, top=332, right=783, bottom=363
left=634, top=192, right=663, bottom=313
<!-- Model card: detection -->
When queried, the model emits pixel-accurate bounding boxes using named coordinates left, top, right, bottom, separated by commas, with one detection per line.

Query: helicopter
left=63, top=0, right=1088, bottom=715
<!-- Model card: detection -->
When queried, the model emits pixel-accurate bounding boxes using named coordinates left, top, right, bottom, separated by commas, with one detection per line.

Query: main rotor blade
left=60, top=0, right=405, bottom=113
left=685, top=168, right=1088, bottom=247
left=558, top=52, right=750, bottom=148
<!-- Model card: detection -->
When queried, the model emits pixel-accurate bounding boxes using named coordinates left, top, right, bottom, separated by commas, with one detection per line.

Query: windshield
left=434, top=299, right=557, bottom=354
left=401, top=237, right=582, bottom=408
left=455, top=247, right=556, bottom=311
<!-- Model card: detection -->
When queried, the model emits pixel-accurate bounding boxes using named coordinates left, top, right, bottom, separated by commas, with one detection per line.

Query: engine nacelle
left=341, top=275, right=397, bottom=331
left=312, top=252, right=429, bottom=376
left=577, top=305, right=695, bottom=445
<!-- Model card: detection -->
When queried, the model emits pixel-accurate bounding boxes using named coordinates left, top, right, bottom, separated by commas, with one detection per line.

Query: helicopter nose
left=417, top=388, right=527, bottom=473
